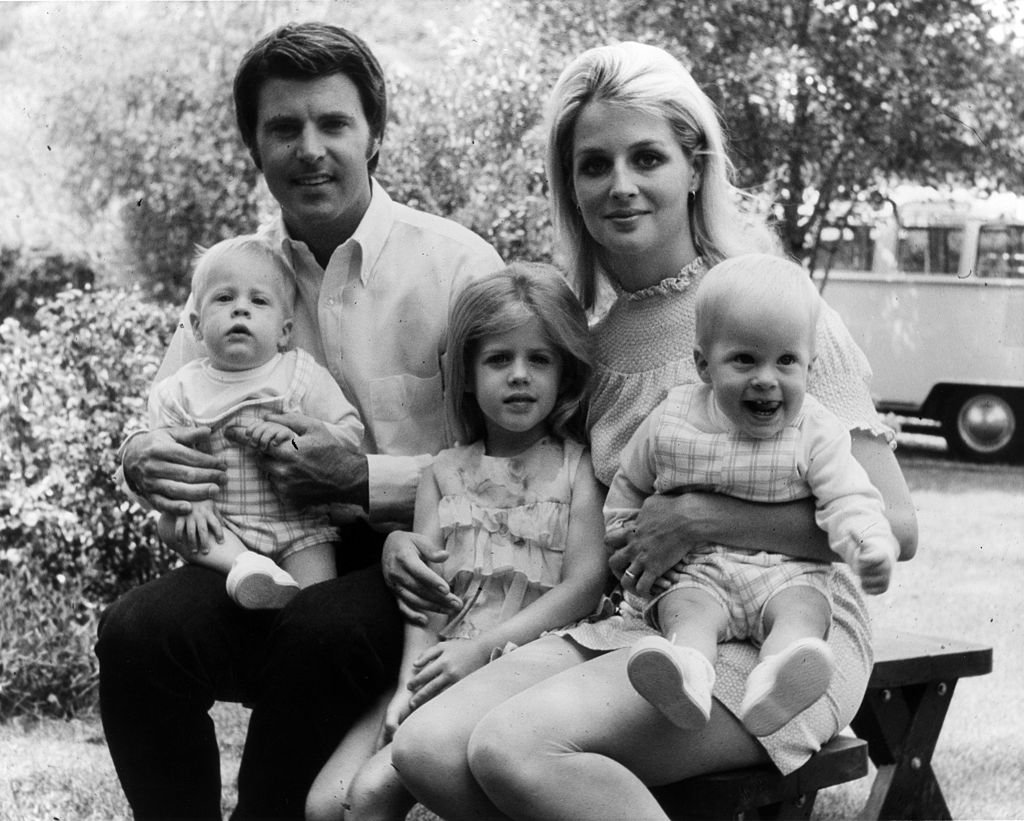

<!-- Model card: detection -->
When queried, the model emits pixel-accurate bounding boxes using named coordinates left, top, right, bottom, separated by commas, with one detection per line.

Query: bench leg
left=852, top=679, right=956, bottom=820
left=758, top=791, right=819, bottom=820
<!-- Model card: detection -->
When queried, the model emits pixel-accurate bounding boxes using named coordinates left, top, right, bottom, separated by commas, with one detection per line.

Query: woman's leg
left=468, top=648, right=769, bottom=821
left=392, top=636, right=588, bottom=821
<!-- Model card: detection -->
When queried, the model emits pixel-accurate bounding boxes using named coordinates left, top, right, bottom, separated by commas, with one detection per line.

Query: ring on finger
left=623, top=569, right=637, bottom=579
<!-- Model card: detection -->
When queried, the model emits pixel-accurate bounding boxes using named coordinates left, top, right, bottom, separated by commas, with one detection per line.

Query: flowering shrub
left=0, top=562, right=99, bottom=718
left=0, top=287, right=179, bottom=607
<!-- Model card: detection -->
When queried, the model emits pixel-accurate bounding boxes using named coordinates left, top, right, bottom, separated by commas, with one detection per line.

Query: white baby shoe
left=627, top=636, right=716, bottom=730
left=225, top=552, right=300, bottom=610
left=740, top=637, right=835, bottom=737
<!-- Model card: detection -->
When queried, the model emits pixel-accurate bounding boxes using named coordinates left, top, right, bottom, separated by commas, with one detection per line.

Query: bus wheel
left=942, top=390, right=1022, bottom=463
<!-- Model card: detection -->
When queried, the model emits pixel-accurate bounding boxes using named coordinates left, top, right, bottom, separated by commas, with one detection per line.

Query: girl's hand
left=381, top=688, right=414, bottom=747
left=123, top=427, right=226, bottom=515
left=241, top=420, right=295, bottom=451
left=382, top=531, right=462, bottom=624
left=405, top=640, right=490, bottom=710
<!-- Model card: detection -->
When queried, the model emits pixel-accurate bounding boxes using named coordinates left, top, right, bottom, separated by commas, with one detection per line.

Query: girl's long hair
left=445, top=263, right=593, bottom=445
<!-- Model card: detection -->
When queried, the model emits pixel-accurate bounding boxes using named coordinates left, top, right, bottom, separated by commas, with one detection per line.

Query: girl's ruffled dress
left=431, top=436, right=584, bottom=642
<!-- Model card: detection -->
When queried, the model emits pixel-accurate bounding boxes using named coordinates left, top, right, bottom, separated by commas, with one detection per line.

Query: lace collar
left=620, top=257, right=706, bottom=302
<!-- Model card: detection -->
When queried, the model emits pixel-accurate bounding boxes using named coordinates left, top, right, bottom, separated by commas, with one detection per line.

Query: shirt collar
left=258, top=178, right=394, bottom=286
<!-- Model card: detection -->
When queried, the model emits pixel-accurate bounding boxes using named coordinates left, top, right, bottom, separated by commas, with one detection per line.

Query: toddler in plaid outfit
left=605, top=254, right=899, bottom=737
left=151, top=235, right=363, bottom=609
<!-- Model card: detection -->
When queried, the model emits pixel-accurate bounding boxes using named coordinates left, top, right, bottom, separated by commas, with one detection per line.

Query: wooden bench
left=653, top=631, right=993, bottom=821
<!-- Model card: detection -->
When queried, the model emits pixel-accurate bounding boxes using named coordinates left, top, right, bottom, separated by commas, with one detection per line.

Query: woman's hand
left=226, top=411, right=369, bottom=509
left=609, top=492, right=710, bottom=596
left=123, top=427, right=226, bottom=516
left=381, top=531, right=462, bottom=625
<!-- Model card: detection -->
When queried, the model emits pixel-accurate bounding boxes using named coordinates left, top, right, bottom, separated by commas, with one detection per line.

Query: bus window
left=976, top=224, right=1024, bottom=279
left=827, top=225, right=874, bottom=271
left=898, top=226, right=963, bottom=274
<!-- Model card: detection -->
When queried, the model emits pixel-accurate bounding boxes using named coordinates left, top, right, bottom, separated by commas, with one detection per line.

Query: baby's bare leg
left=157, top=512, right=246, bottom=574
left=281, top=542, right=338, bottom=588
left=655, top=586, right=728, bottom=662
left=740, top=585, right=834, bottom=737
left=760, top=585, right=831, bottom=658
left=627, top=588, right=727, bottom=730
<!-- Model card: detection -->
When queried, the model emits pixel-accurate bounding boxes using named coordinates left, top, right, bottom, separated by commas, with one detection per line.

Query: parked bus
left=814, top=193, right=1024, bottom=463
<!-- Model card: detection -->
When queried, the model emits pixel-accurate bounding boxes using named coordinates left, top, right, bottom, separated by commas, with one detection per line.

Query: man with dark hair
left=96, top=22, right=501, bottom=820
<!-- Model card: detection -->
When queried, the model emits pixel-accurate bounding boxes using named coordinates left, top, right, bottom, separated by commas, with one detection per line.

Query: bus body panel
left=816, top=271, right=1024, bottom=413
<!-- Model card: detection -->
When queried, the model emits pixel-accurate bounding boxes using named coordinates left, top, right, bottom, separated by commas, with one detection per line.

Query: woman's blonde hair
left=544, top=41, right=779, bottom=310
left=445, top=263, right=593, bottom=444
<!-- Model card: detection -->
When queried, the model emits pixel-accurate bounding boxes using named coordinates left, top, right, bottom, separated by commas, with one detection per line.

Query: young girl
left=305, top=263, right=608, bottom=821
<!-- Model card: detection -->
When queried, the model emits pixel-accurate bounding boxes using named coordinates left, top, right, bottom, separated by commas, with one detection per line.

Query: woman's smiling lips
left=605, top=208, right=648, bottom=226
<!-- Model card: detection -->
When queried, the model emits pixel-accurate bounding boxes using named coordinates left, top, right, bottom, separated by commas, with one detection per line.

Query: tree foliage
left=563, top=0, right=1024, bottom=256
left=39, top=0, right=1024, bottom=278
left=50, top=3, right=274, bottom=298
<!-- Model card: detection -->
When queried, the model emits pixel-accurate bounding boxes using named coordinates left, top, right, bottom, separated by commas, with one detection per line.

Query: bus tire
left=941, top=389, right=1023, bottom=463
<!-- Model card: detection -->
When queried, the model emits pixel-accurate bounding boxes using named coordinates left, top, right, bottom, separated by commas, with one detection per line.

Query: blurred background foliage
left=0, top=0, right=1022, bottom=717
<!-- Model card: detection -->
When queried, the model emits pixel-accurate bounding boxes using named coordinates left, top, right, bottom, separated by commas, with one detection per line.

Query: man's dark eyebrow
left=260, top=111, right=357, bottom=133
left=260, top=114, right=300, bottom=129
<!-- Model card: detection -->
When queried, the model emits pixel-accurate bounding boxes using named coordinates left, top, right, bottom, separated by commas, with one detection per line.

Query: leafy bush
left=58, top=66, right=265, bottom=302
left=0, top=560, right=99, bottom=718
left=0, top=245, right=96, bottom=330
left=0, top=287, right=179, bottom=605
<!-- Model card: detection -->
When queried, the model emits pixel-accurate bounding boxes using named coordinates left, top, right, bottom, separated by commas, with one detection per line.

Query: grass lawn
left=2, top=437, right=1022, bottom=820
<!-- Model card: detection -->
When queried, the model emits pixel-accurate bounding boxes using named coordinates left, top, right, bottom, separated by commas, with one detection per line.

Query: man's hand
left=123, top=427, right=226, bottom=515
left=227, top=412, right=369, bottom=509
left=381, top=531, right=462, bottom=625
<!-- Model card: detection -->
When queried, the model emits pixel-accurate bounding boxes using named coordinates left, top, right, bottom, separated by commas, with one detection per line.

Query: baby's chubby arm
left=242, top=419, right=298, bottom=451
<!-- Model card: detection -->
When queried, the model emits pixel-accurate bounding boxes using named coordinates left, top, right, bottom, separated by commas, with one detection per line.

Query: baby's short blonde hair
left=695, top=253, right=822, bottom=352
